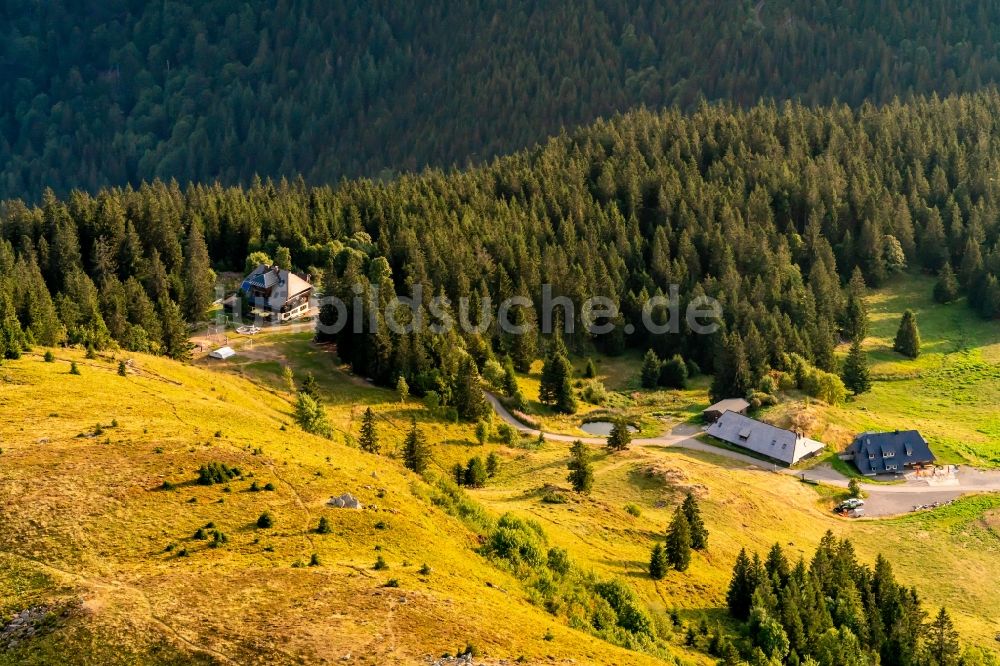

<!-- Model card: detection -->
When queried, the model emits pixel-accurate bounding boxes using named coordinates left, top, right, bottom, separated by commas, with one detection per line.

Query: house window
left=885, top=451, right=894, bottom=458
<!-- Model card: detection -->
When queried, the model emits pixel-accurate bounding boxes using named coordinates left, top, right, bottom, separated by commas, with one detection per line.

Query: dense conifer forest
left=7, top=0, right=1000, bottom=199
left=4, top=91, right=1000, bottom=406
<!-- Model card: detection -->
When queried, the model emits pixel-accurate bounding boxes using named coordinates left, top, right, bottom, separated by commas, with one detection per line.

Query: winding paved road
left=485, top=394, right=1000, bottom=517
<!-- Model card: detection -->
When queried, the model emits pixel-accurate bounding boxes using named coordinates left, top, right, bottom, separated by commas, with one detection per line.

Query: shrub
left=483, top=514, right=546, bottom=570
left=593, top=579, right=656, bottom=638
left=316, top=516, right=331, bottom=534
left=540, top=491, right=567, bottom=504
left=210, top=531, right=228, bottom=548
left=161, top=480, right=175, bottom=491
left=309, top=553, right=320, bottom=566
left=383, top=578, right=400, bottom=588
left=264, top=482, right=276, bottom=491
left=497, top=423, right=518, bottom=446
left=69, top=361, right=80, bottom=375
left=249, top=481, right=261, bottom=492
left=582, top=381, right=607, bottom=404
left=373, top=555, right=388, bottom=570
left=196, top=462, right=241, bottom=485
left=118, top=361, right=127, bottom=376
left=624, top=503, right=641, bottom=517
left=256, top=511, right=274, bottom=528
left=193, top=528, right=207, bottom=540
left=546, top=547, right=571, bottom=576
left=419, top=563, right=432, bottom=575
left=43, top=350, right=54, bottom=362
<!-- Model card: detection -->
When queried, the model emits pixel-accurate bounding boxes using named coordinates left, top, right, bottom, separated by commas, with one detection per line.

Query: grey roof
left=705, top=411, right=825, bottom=465
left=704, top=398, right=750, bottom=414
left=847, top=430, right=934, bottom=475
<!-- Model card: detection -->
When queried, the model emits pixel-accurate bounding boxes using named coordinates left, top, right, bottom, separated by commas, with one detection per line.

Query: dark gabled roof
left=848, top=430, right=934, bottom=475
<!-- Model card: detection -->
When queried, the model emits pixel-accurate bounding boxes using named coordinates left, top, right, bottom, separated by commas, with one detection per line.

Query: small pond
left=579, top=421, right=639, bottom=436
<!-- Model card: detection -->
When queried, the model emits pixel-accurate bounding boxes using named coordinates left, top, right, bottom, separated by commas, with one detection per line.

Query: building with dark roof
left=240, top=264, right=314, bottom=321
left=844, top=430, right=935, bottom=476
left=705, top=411, right=825, bottom=465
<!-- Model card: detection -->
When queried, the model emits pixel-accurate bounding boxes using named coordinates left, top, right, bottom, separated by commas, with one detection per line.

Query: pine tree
left=358, top=407, right=380, bottom=453
left=464, top=456, right=488, bottom=487
left=539, top=336, right=576, bottom=414
left=640, top=349, right=661, bottom=388
left=649, top=542, right=667, bottom=580
left=583, top=358, right=597, bottom=379
left=606, top=417, right=632, bottom=452
left=403, top=419, right=431, bottom=474
left=681, top=491, right=708, bottom=550
left=726, top=548, right=757, bottom=620
left=933, top=262, right=959, bottom=304
left=665, top=506, right=692, bottom=571
left=924, top=607, right=960, bottom=666
left=843, top=292, right=869, bottom=343
left=567, top=440, right=593, bottom=493
left=893, top=309, right=921, bottom=359
left=158, top=297, right=192, bottom=361
left=841, top=338, right=872, bottom=395
left=295, top=392, right=332, bottom=438
left=182, top=220, right=215, bottom=321
left=710, top=332, right=752, bottom=403
left=453, top=355, right=490, bottom=421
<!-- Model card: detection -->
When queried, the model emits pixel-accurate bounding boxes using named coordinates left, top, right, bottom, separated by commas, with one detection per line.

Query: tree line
left=5, top=93, right=1000, bottom=411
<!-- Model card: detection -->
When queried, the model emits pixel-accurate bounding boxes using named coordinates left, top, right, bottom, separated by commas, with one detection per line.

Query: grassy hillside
left=3, top=317, right=1000, bottom=663
left=0, top=346, right=680, bottom=665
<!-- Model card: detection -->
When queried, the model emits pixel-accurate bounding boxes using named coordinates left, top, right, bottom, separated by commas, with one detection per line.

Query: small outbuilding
left=843, top=430, right=935, bottom=476
left=208, top=346, right=236, bottom=360
left=702, top=398, right=750, bottom=423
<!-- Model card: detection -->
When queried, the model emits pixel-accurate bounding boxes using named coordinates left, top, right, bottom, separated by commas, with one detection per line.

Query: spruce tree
left=539, top=336, right=576, bottom=414
left=924, top=607, right=960, bottom=666
left=583, top=358, right=597, bottom=379
left=727, top=548, right=756, bottom=620
left=841, top=338, right=872, bottom=395
left=659, top=354, right=689, bottom=389
left=681, top=491, right=708, bottom=551
left=358, top=407, right=380, bottom=453
left=649, top=543, right=667, bottom=580
left=933, top=262, right=959, bottom=304
left=464, top=456, right=488, bottom=487
left=710, top=332, right=752, bottom=403
left=665, top=506, right=692, bottom=571
left=843, top=292, right=869, bottom=343
left=158, top=297, right=192, bottom=361
left=567, top=440, right=593, bottom=493
left=893, top=309, right=921, bottom=359
left=403, top=419, right=431, bottom=474
left=640, top=349, right=661, bottom=388
left=182, top=220, right=215, bottom=321
left=295, top=392, right=332, bottom=438
left=606, top=417, right=632, bottom=452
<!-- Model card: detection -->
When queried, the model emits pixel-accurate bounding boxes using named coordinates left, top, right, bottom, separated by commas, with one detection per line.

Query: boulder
left=327, top=493, right=362, bottom=509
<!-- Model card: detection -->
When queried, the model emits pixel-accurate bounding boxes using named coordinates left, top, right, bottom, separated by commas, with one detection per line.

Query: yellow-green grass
left=766, top=273, right=1000, bottom=465
left=219, top=332, right=1000, bottom=649
left=0, top=347, right=680, bottom=665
